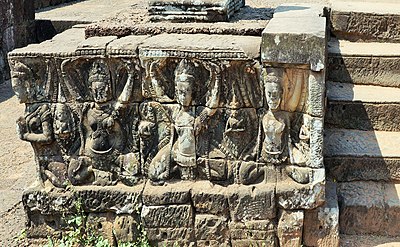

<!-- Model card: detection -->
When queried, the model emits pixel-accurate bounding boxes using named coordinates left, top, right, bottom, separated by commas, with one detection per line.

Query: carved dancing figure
left=172, top=59, right=197, bottom=180
left=11, top=60, right=56, bottom=103
left=61, top=60, right=139, bottom=185
left=17, top=104, right=53, bottom=144
left=82, top=61, right=125, bottom=158
left=53, top=103, right=80, bottom=156
left=220, top=97, right=257, bottom=161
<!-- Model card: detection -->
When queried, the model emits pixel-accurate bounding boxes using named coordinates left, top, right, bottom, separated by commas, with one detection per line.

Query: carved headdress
left=89, top=60, right=111, bottom=84
left=174, top=59, right=196, bottom=85
left=262, top=68, right=282, bottom=90
left=88, top=61, right=112, bottom=102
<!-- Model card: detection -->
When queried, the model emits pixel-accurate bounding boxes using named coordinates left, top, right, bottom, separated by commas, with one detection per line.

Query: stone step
left=324, top=128, right=400, bottom=182
left=330, top=1, right=400, bottom=42
left=327, top=39, right=400, bottom=87
left=337, top=181, right=400, bottom=236
left=325, top=128, right=400, bottom=158
left=326, top=81, right=400, bottom=131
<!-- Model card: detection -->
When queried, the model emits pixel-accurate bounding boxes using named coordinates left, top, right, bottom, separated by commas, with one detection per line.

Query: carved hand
left=16, top=116, right=28, bottom=140
left=194, top=113, right=208, bottom=136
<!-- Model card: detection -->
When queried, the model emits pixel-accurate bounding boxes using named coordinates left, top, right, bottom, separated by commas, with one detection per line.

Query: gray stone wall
left=0, top=0, right=34, bottom=83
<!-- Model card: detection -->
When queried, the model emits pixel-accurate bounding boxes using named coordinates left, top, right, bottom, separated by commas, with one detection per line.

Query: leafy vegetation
left=43, top=199, right=151, bottom=247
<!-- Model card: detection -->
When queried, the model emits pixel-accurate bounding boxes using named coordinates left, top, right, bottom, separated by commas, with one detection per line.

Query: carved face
left=91, top=80, right=111, bottom=103
left=11, top=67, right=30, bottom=103
left=175, top=74, right=193, bottom=107
left=265, top=82, right=282, bottom=111
left=55, top=104, right=68, bottom=121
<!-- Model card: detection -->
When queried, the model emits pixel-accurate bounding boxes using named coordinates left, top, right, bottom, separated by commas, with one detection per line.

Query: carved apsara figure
left=11, top=60, right=56, bottom=103
left=260, top=69, right=290, bottom=165
left=17, top=104, right=53, bottom=144
left=172, top=59, right=197, bottom=180
left=82, top=62, right=124, bottom=156
left=60, top=59, right=143, bottom=186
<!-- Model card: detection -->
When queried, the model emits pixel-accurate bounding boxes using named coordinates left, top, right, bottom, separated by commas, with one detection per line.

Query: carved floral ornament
left=11, top=57, right=316, bottom=188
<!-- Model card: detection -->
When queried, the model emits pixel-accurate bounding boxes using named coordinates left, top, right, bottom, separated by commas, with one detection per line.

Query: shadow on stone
left=230, top=6, right=274, bottom=21
left=0, top=80, right=15, bottom=103
left=325, top=35, right=400, bottom=237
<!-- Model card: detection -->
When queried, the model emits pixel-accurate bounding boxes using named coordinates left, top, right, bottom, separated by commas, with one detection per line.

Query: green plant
left=43, top=197, right=151, bottom=247
left=14, top=228, right=26, bottom=241
left=43, top=199, right=111, bottom=247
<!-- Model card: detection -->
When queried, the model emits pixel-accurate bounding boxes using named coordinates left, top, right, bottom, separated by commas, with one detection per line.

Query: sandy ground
left=0, top=80, right=36, bottom=246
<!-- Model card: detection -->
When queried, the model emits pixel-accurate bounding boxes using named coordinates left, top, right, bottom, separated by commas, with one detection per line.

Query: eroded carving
left=139, top=101, right=173, bottom=184
left=17, top=103, right=53, bottom=144
left=10, top=59, right=57, bottom=103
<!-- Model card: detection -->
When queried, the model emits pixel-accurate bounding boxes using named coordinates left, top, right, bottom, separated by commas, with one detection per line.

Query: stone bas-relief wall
left=9, top=28, right=326, bottom=245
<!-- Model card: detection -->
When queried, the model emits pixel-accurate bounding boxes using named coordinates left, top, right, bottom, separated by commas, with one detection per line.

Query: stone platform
left=148, top=0, right=245, bottom=22
left=9, top=3, right=331, bottom=246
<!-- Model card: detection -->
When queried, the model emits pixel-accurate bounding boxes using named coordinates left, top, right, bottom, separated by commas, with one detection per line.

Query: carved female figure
left=172, top=59, right=196, bottom=180
left=82, top=61, right=125, bottom=159
left=77, top=61, right=127, bottom=185
left=260, top=70, right=290, bottom=165
left=11, top=60, right=56, bottom=104
left=290, top=114, right=311, bottom=166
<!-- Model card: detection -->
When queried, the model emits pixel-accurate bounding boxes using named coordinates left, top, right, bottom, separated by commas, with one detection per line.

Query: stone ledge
left=148, top=0, right=244, bottom=22
left=326, top=81, right=400, bottom=132
left=338, top=181, right=400, bottom=236
left=326, top=157, right=400, bottom=182
left=138, top=34, right=261, bottom=60
left=327, top=40, right=400, bottom=87
left=261, top=16, right=326, bottom=71
left=324, top=129, right=400, bottom=158
left=9, top=32, right=261, bottom=60
left=330, top=1, right=400, bottom=42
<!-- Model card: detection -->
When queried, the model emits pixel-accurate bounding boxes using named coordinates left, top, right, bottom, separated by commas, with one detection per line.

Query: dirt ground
left=0, top=80, right=36, bottom=246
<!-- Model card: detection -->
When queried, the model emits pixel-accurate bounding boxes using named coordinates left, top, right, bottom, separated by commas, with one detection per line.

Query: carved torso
left=261, top=110, right=288, bottom=164
left=84, top=103, right=124, bottom=156
left=173, top=107, right=195, bottom=167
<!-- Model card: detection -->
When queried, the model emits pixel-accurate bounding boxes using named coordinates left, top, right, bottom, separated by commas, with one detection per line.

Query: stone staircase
left=325, top=0, right=400, bottom=242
